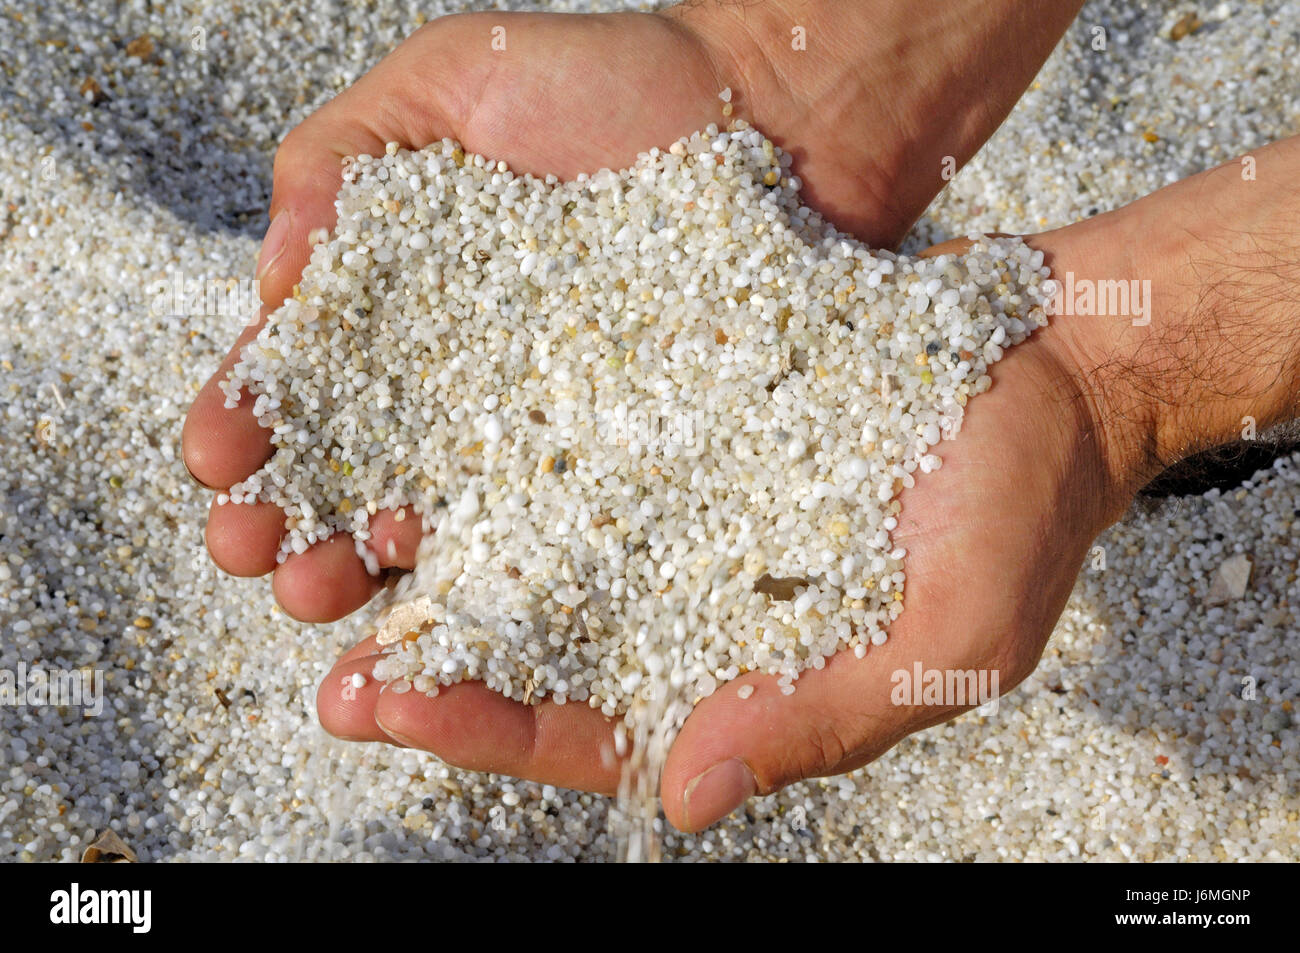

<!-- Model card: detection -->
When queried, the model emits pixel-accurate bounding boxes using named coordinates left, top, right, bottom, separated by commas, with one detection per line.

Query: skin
left=183, top=2, right=1300, bottom=831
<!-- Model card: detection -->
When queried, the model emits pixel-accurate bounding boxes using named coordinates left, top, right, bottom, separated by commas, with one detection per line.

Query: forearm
left=1034, top=135, right=1300, bottom=500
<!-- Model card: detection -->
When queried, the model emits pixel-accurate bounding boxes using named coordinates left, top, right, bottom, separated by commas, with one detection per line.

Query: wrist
left=1029, top=137, right=1300, bottom=507
left=662, top=0, right=1085, bottom=244
left=659, top=0, right=902, bottom=240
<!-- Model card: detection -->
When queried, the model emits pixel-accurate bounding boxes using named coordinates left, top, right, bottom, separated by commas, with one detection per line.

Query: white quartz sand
left=0, top=0, right=1295, bottom=860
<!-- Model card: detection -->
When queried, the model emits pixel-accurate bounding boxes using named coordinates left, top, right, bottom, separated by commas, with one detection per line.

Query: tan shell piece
left=1205, top=554, right=1253, bottom=606
left=81, top=829, right=138, bottom=863
left=375, top=596, right=440, bottom=646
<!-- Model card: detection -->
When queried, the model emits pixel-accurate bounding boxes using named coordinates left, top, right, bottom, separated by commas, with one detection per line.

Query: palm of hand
left=661, top=326, right=1114, bottom=807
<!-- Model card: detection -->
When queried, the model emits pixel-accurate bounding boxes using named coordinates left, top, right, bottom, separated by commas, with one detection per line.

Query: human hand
left=656, top=135, right=1300, bottom=829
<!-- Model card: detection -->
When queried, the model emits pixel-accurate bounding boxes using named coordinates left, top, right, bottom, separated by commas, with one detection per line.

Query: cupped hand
left=185, top=6, right=929, bottom=619
left=662, top=130, right=1300, bottom=829
left=659, top=225, right=1132, bottom=829
left=182, top=3, right=1101, bottom=823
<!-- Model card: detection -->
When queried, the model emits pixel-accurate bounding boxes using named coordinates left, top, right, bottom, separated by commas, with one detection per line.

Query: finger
left=918, top=232, right=1016, bottom=259
left=660, top=642, right=936, bottom=832
left=182, top=83, right=417, bottom=489
left=204, top=496, right=285, bottom=577
left=365, top=507, right=424, bottom=570
left=374, top=682, right=624, bottom=794
left=181, top=310, right=280, bottom=490
left=316, top=652, right=403, bottom=745
left=182, top=189, right=332, bottom=490
left=272, top=532, right=383, bottom=623
left=334, top=634, right=384, bottom=668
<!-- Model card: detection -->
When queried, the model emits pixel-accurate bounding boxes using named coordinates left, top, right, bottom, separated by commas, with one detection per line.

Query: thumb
left=658, top=477, right=1032, bottom=832
left=658, top=642, right=951, bottom=832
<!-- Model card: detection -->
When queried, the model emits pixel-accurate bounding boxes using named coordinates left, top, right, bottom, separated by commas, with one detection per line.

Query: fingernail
left=256, top=210, right=290, bottom=280
left=682, top=757, right=756, bottom=830
left=181, top=458, right=212, bottom=489
left=374, top=714, right=417, bottom=749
